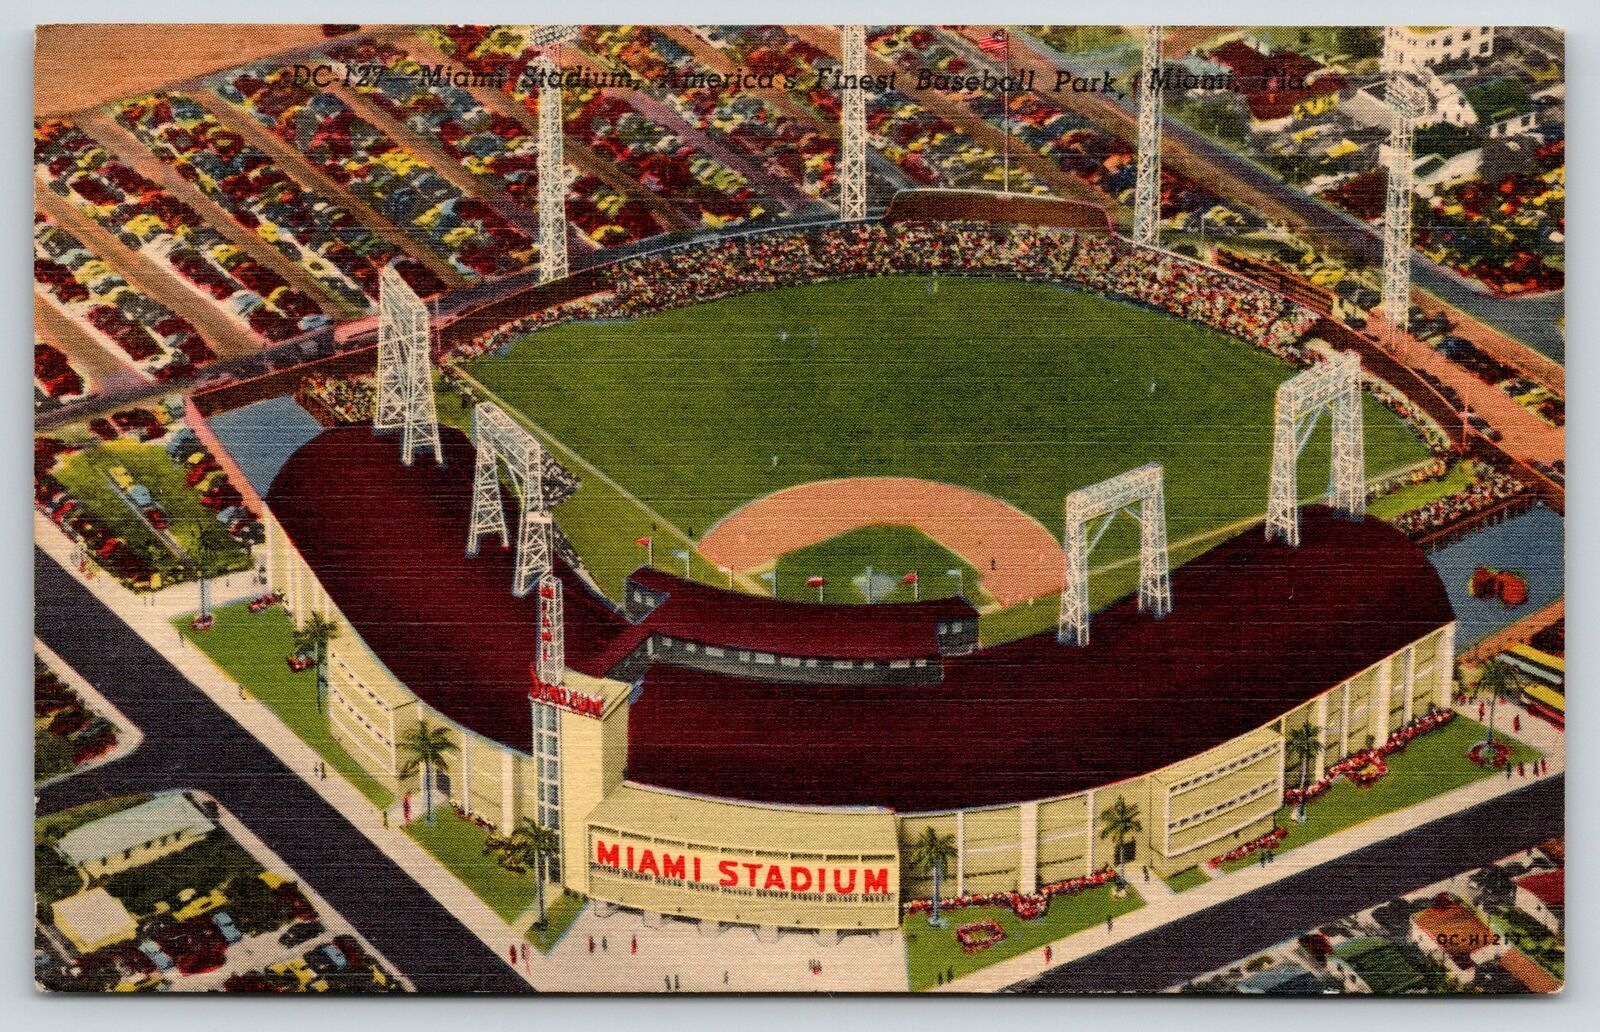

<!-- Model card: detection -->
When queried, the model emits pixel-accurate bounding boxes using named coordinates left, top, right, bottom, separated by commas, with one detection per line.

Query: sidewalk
left=35, top=516, right=539, bottom=989
left=934, top=708, right=1564, bottom=992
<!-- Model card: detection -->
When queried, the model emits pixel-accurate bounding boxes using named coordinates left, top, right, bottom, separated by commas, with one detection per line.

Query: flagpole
left=1002, top=27, right=1011, bottom=195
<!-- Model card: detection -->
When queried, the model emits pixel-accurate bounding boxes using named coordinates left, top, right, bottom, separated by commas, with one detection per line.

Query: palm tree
left=1473, top=659, right=1526, bottom=747
left=485, top=817, right=560, bottom=931
left=1284, top=723, right=1323, bottom=823
left=397, top=721, right=457, bottom=824
left=904, top=827, right=958, bottom=928
left=294, top=612, right=340, bottom=713
left=1099, top=796, right=1143, bottom=882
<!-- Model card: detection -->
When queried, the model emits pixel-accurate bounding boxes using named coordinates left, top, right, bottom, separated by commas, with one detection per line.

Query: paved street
left=1008, top=774, right=1563, bottom=993
left=34, top=547, right=529, bottom=993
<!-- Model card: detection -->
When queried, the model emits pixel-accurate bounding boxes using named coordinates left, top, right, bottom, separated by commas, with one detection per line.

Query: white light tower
left=1264, top=352, right=1366, bottom=547
left=537, top=573, right=565, bottom=687
left=466, top=401, right=553, bottom=597
left=1058, top=463, right=1172, bottom=646
left=1132, top=24, right=1165, bottom=248
left=839, top=24, right=868, bottom=222
left=374, top=265, right=442, bottom=466
left=1381, top=72, right=1422, bottom=339
left=533, top=56, right=568, bottom=283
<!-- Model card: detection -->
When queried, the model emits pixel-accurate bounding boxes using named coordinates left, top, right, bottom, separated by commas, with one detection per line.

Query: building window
left=532, top=700, right=562, bottom=881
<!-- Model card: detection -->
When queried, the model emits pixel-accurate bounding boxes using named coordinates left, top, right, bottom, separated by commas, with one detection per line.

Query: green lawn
left=903, top=885, right=1144, bottom=991
left=471, top=277, right=1429, bottom=608
left=772, top=524, right=986, bottom=605
left=55, top=439, right=253, bottom=583
left=1221, top=717, right=1540, bottom=872
left=527, top=891, right=587, bottom=954
left=402, top=807, right=543, bottom=923
left=1368, top=460, right=1479, bottom=520
left=176, top=602, right=392, bottom=808
left=1163, top=867, right=1210, bottom=893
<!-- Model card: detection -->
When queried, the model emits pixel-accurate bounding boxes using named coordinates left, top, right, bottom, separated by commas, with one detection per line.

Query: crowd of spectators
left=1391, top=467, right=1529, bottom=539
left=113, top=91, right=442, bottom=308
left=294, top=372, right=375, bottom=425
left=35, top=119, right=326, bottom=344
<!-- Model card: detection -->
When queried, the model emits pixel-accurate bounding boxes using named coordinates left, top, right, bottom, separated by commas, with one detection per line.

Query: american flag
left=977, top=28, right=1008, bottom=59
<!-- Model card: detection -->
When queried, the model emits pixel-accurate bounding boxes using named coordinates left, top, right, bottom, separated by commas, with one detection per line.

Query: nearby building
left=260, top=424, right=1457, bottom=932
left=1514, top=870, right=1564, bottom=934
left=50, top=887, right=138, bottom=954
left=1385, top=27, right=1497, bottom=68
left=54, top=793, right=214, bottom=880
left=1329, top=937, right=1426, bottom=993
left=1411, top=896, right=1506, bottom=978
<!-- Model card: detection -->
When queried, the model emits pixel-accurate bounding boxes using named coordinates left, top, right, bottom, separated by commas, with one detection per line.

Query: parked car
left=137, top=940, right=174, bottom=973
left=279, top=920, right=324, bottom=948
left=307, top=943, right=350, bottom=976
left=212, top=911, right=243, bottom=945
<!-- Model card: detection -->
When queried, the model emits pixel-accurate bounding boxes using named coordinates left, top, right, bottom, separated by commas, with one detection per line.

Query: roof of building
left=50, top=887, right=138, bottom=949
left=55, top=793, right=214, bottom=867
left=269, top=427, right=1454, bottom=811
left=1208, top=41, right=1347, bottom=120
left=587, top=782, right=899, bottom=857
left=1412, top=898, right=1494, bottom=964
left=1332, top=937, right=1425, bottom=993
left=1495, top=947, right=1561, bottom=994
left=1238, top=963, right=1329, bottom=993
left=624, top=566, right=976, bottom=662
left=1515, top=869, right=1564, bottom=908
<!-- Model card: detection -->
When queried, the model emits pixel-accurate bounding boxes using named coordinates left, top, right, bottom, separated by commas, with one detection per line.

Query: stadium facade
left=261, top=421, right=1456, bottom=934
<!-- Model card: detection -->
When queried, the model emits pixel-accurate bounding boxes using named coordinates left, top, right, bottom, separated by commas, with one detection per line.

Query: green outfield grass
left=469, top=278, right=1430, bottom=609
left=771, top=524, right=986, bottom=605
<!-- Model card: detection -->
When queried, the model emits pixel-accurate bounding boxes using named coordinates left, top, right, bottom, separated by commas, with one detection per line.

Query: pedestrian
left=508, top=943, right=517, bottom=966
left=381, top=808, right=389, bottom=829
left=1044, top=945, right=1052, bottom=965
left=664, top=975, right=671, bottom=992
left=601, top=936, right=607, bottom=952
left=631, top=934, right=637, bottom=955
left=673, top=974, right=680, bottom=991
left=723, top=970, right=729, bottom=985
left=1106, top=916, right=1113, bottom=934
left=1513, top=714, right=1521, bottom=733
left=1506, top=762, right=1514, bottom=780
left=1143, top=865, right=1149, bottom=883
left=947, top=965, right=954, bottom=983
left=936, top=971, right=943, bottom=986
left=1518, top=762, right=1526, bottom=777
left=520, top=943, right=529, bottom=968
left=1479, top=702, right=1486, bottom=720
left=588, top=935, right=594, bottom=954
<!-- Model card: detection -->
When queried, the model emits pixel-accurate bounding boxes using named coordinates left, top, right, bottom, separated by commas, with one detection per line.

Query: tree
left=397, top=721, right=457, bottom=824
left=1468, top=863, right=1517, bottom=916
left=1335, top=27, right=1382, bottom=60
left=1099, top=796, right=1143, bottom=881
left=904, top=827, right=958, bottom=928
left=294, top=612, right=340, bottom=713
left=484, top=817, right=561, bottom=930
left=1284, top=722, right=1324, bottom=823
left=1472, top=659, right=1526, bottom=747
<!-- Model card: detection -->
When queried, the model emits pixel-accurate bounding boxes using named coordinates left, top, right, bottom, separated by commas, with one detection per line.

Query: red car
left=176, top=946, right=227, bottom=976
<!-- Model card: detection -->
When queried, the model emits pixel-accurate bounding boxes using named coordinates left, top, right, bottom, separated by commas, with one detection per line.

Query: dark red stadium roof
left=625, top=566, right=976, bottom=661
left=269, top=426, right=1453, bottom=813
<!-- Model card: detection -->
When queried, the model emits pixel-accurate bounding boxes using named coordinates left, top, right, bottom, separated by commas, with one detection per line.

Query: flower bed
left=906, top=866, right=1116, bottom=921
left=1284, top=709, right=1456, bottom=805
left=953, top=919, right=1006, bottom=953
left=1468, top=739, right=1512, bottom=768
left=1207, top=825, right=1288, bottom=868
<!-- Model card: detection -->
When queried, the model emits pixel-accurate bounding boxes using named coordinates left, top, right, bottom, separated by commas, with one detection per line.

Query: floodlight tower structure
left=373, top=265, right=442, bottom=466
left=466, top=401, right=553, bottom=598
left=1264, top=351, right=1366, bottom=547
left=1132, top=24, right=1165, bottom=248
left=1057, top=463, right=1172, bottom=647
left=537, top=573, right=565, bottom=687
left=532, top=55, right=569, bottom=283
left=1380, top=36, right=1424, bottom=340
left=839, top=24, right=868, bottom=222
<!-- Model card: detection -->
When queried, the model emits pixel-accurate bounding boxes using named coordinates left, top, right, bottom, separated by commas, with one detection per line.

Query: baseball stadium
left=43, top=23, right=1562, bottom=945
left=248, top=208, right=1460, bottom=935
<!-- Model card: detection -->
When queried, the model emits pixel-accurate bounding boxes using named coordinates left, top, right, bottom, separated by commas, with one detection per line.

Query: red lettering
left=832, top=868, right=856, bottom=893
left=863, top=868, right=889, bottom=895
left=625, top=846, right=634, bottom=870
left=693, top=857, right=702, bottom=882
left=742, top=862, right=762, bottom=887
left=789, top=866, right=812, bottom=892
left=661, top=853, right=686, bottom=880
left=596, top=840, right=619, bottom=868
left=637, top=849, right=660, bottom=877
left=764, top=866, right=786, bottom=890
left=718, top=860, right=739, bottom=887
